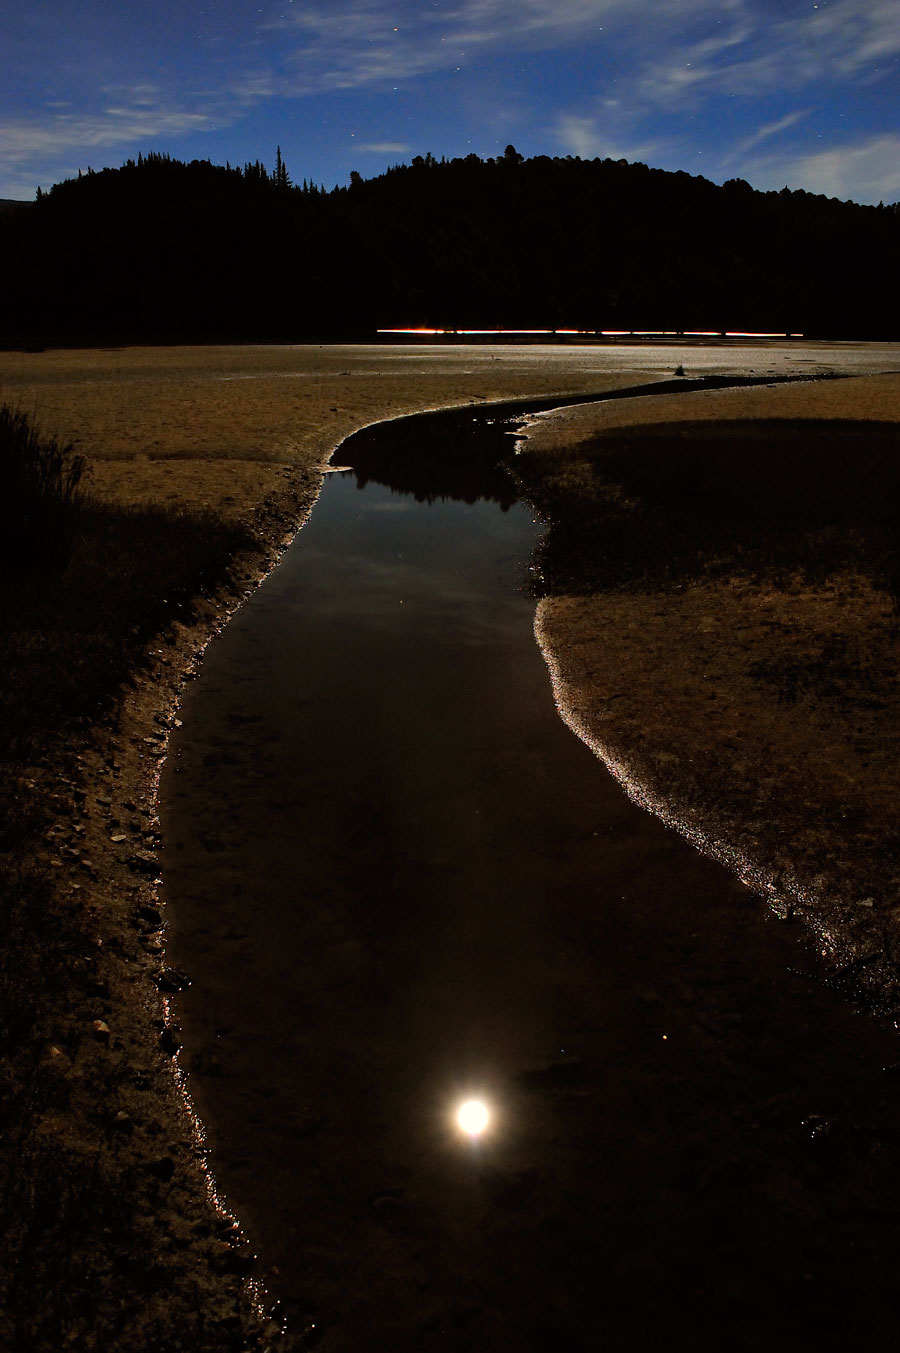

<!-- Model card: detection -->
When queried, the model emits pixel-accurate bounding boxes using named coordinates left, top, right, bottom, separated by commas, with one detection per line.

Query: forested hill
left=1, top=148, right=899, bottom=344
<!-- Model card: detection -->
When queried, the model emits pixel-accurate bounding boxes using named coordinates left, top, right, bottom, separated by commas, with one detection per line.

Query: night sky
left=4, top=0, right=898, bottom=205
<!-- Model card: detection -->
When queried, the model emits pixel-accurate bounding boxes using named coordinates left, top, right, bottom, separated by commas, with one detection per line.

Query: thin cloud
left=735, top=109, right=812, bottom=157
left=275, top=0, right=707, bottom=93
left=555, top=113, right=663, bottom=165
left=226, top=72, right=279, bottom=102
left=636, top=0, right=900, bottom=108
left=269, top=0, right=900, bottom=105
left=357, top=142, right=412, bottom=154
left=0, top=107, right=217, bottom=160
left=746, top=132, right=900, bottom=204
left=0, top=96, right=224, bottom=192
left=806, top=0, right=900, bottom=77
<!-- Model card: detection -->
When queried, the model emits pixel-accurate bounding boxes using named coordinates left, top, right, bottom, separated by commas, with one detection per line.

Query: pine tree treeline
left=1, top=148, right=898, bottom=344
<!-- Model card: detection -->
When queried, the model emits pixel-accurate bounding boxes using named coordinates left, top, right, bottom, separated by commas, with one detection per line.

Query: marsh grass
left=0, top=406, right=261, bottom=1348
left=516, top=419, right=900, bottom=604
left=0, top=403, right=87, bottom=569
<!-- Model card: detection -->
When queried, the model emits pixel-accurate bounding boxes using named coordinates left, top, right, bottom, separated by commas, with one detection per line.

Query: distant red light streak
left=377, top=327, right=804, bottom=338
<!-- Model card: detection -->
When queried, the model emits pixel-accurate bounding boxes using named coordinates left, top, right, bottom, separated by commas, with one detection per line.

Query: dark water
left=162, top=404, right=900, bottom=1352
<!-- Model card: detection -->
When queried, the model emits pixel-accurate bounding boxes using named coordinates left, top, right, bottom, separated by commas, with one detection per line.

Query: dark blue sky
left=4, top=0, right=898, bottom=204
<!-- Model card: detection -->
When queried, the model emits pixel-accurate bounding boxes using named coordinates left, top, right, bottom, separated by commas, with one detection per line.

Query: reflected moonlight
left=456, top=1099, right=490, bottom=1137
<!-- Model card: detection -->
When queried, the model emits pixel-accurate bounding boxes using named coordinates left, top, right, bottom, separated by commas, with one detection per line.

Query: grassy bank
left=516, top=417, right=900, bottom=604
left=0, top=406, right=287, bottom=1351
left=517, top=415, right=900, bottom=1013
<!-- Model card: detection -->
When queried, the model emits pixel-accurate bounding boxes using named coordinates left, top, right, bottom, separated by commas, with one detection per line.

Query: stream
left=162, top=392, right=900, bottom=1352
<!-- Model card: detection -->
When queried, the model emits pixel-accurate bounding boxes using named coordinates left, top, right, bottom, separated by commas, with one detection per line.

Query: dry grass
left=0, top=405, right=283, bottom=1351
left=517, top=417, right=900, bottom=603
left=521, top=410, right=900, bottom=1014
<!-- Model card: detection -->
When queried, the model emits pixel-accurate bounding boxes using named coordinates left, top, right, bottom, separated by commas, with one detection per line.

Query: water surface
left=162, top=382, right=900, bottom=1352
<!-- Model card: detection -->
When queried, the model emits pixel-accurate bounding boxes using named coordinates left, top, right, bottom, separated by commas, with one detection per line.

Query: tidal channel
left=162, top=399, right=900, bottom=1352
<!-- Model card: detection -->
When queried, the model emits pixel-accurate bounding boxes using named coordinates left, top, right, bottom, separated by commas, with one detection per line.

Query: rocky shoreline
left=6, top=471, right=323, bottom=1352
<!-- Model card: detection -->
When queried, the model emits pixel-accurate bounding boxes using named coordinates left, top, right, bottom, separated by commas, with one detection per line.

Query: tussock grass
left=0, top=403, right=86, bottom=569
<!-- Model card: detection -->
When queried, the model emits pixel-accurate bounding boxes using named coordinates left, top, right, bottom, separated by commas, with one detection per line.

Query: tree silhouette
left=0, top=149, right=897, bottom=343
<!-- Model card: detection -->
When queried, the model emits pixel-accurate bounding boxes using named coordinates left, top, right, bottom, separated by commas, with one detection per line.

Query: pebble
left=156, top=968, right=191, bottom=993
left=159, top=1027, right=182, bottom=1056
left=212, top=1242, right=256, bottom=1276
left=127, top=851, right=157, bottom=874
